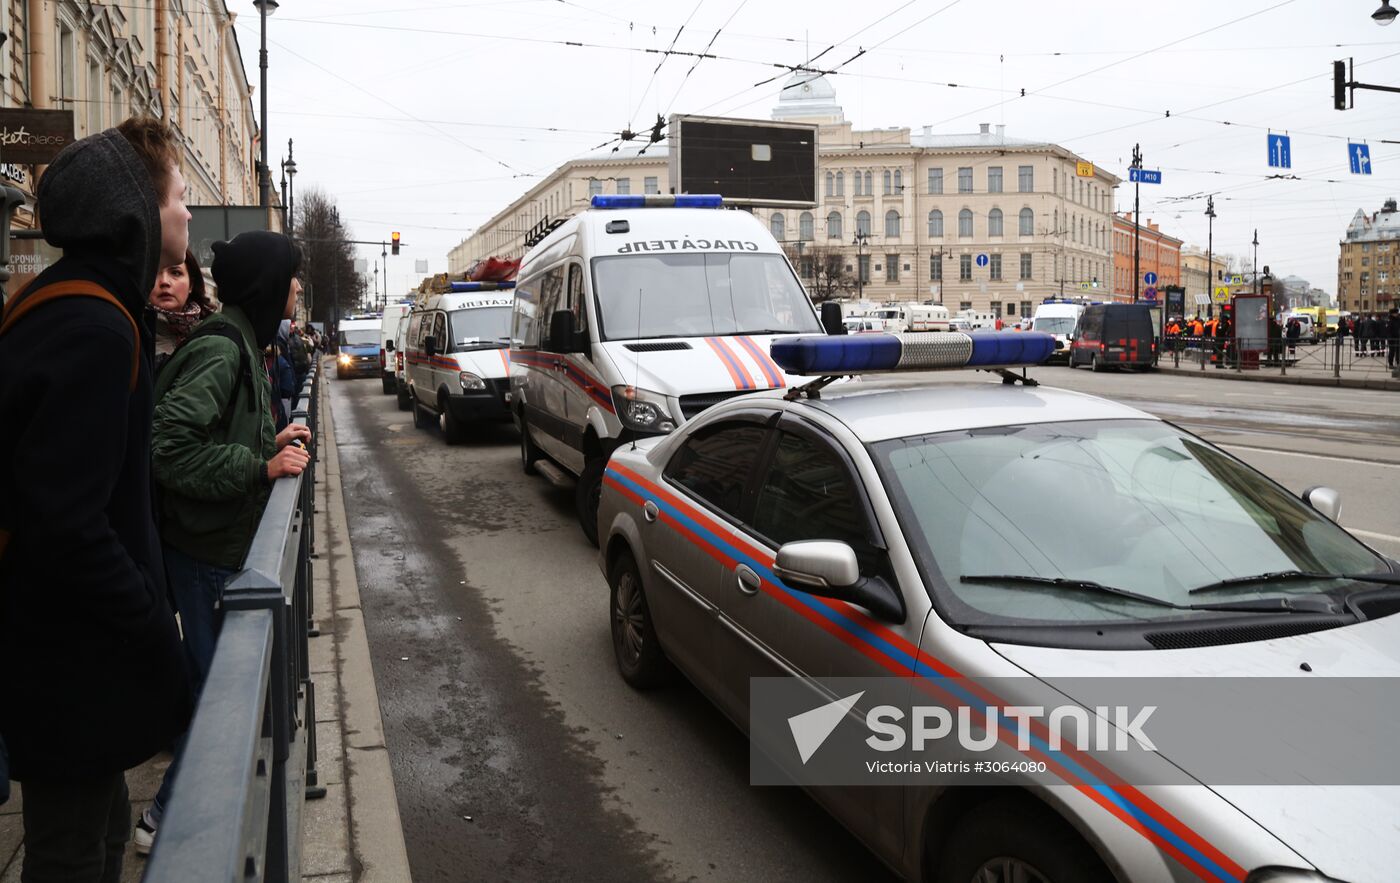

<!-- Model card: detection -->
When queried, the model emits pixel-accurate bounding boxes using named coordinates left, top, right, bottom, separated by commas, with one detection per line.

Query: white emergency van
left=1031, top=299, right=1086, bottom=363
left=907, top=303, right=951, bottom=332
left=378, top=301, right=414, bottom=394
left=511, top=194, right=835, bottom=544
left=403, top=284, right=515, bottom=444
left=392, top=309, right=413, bottom=410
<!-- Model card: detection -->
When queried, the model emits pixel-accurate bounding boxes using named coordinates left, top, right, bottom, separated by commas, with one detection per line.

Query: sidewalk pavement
left=0, top=374, right=411, bottom=882
left=1156, top=345, right=1400, bottom=391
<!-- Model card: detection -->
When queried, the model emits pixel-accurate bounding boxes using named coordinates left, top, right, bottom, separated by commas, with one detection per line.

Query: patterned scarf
left=152, top=299, right=211, bottom=344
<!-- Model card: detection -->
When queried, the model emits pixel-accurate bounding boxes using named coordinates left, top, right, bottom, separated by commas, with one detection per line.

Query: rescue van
left=378, top=301, right=414, bottom=394
left=1031, top=298, right=1086, bottom=362
left=510, top=194, right=837, bottom=544
left=392, top=309, right=413, bottom=410
left=907, top=303, right=951, bottom=332
left=403, top=283, right=514, bottom=443
left=335, top=317, right=383, bottom=379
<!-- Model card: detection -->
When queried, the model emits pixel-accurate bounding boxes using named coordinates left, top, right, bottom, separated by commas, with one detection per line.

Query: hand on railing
left=276, top=424, right=312, bottom=450
left=268, top=444, right=311, bottom=481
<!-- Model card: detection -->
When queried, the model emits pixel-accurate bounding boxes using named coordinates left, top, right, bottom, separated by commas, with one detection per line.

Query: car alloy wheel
left=614, top=569, right=645, bottom=669
left=968, top=858, right=1051, bottom=883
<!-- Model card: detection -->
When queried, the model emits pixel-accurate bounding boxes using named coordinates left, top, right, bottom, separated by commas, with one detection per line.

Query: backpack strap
left=165, top=323, right=256, bottom=434
left=0, top=280, right=141, bottom=392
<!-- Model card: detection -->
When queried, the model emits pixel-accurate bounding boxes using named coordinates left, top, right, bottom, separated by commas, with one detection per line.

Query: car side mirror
left=547, top=310, right=584, bottom=355
left=773, top=540, right=904, bottom=623
left=424, top=335, right=439, bottom=358
left=820, top=301, right=847, bottom=335
left=1302, top=486, right=1342, bottom=521
left=385, top=339, right=395, bottom=352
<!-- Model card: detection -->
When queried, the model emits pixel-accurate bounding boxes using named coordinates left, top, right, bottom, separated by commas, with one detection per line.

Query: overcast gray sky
left=236, top=0, right=1400, bottom=298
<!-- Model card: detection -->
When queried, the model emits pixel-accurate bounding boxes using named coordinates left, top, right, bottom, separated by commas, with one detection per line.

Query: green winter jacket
left=151, top=307, right=276, bottom=568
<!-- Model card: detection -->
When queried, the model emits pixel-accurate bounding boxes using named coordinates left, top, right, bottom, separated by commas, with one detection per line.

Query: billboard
left=188, top=206, right=275, bottom=267
left=669, top=115, right=818, bottom=208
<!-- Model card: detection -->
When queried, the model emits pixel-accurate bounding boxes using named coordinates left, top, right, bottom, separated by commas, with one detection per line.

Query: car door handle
left=736, top=564, right=761, bottom=596
left=642, top=500, right=659, bottom=523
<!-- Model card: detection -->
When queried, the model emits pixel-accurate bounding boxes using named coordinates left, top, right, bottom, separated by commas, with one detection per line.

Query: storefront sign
left=0, top=109, right=76, bottom=165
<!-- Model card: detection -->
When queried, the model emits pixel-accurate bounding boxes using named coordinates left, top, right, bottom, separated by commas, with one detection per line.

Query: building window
left=886, top=254, right=899, bottom=282
left=988, top=208, right=1003, bottom=237
left=1021, top=300, right=1033, bottom=318
left=616, top=177, right=631, bottom=195
left=86, top=60, right=103, bottom=136
left=853, top=172, right=863, bottom=197
left=1020, top=253, right=1032, bottom=280
left=959, top=300, right=973, bottom=311
left=894, top=169, right=902, bottom=192
left=770, top=213, right=785, bottom=240
left=858, top=254, right=871, bottom=283
left=990, top=301, right=1002, bottom=317
left=960, top=254, right=972, bottom=281
left=883, top=170, right=892, bottom=195
left=864, top=171, right=872, bottom=194
left=884, top=209, right=900, bottom=238
left=825, top=172, right=834, bottom=197
left=827, top=211, right=842, bottom=239
left=988, top=166, right=1003, bottom=193
left=958, top=167, right=973, bottom=193
left=928, top=209, right=943, bottom=237
left=856, top=210, right=871, bottom=236
left=1018, top=165, right=1034, bottom=192
left=835, top=172, right=844, bottom=196
left=58, top=23, right=77, bottom=105
left=1019, top=207, right=1034, bottom=236
left=799, top=211, right=814, bottom=241
left=644, top=176, right=658, bottom=194
left=800, top=257, right=814, bottom=278
left=928, top=167, right=943, bottom=194
left=958, top=209, right=973, bottom=238
left=990, top=253, right=1002, bottom=281
left=930, top=256, right=943, bottom=281
left=588, top=179, right=603, bottom=196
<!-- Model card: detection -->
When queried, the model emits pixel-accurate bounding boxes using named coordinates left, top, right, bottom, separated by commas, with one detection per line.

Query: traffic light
left=1334, top=60, right=1348, bottom=111
left=391, top=231, right=401, bottom=255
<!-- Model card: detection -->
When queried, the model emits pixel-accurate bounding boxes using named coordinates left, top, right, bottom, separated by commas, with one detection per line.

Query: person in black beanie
left=138, top=231, right=312, bottom=853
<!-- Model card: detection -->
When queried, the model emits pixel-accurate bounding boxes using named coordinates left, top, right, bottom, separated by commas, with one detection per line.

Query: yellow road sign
left=1213, top=286, right=1231, bottom=302
left=1076, top=161, right=1095, bottom=177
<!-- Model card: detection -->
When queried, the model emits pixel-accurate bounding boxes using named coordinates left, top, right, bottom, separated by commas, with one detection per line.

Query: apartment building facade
left=1111, top=213, right=1181, bottom=302
left=1337, top=199, right=1399, bottom=314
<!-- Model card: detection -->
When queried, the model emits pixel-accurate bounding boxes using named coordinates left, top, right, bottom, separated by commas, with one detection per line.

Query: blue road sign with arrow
left=975, top=254, right=989, bottom=268
left=1350, top=143, right=1372, bottom=175
left=1267, top=134, right=1291, bottom=169
left=1129, top=168, right=1162, bottom=184
left=1144, top=271, right=1158, bottom=286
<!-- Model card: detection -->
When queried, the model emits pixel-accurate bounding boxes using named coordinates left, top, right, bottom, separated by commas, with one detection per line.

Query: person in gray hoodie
left=0, top=119, right=194, bottom=882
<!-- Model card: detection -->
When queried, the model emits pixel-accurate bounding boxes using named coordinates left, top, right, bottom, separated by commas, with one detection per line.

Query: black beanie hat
left=211, top=231, right=301, bottom=350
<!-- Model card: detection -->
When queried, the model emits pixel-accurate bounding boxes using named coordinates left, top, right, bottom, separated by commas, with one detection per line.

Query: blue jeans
left=150, top=545, right=236, bottom=821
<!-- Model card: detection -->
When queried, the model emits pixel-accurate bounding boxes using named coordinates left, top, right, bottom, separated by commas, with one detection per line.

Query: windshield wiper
left=961, top=574, right=1337, bottom=615
left=729, top=329, right=804, bottom=336
left=1188, top=570, right=1400, bottom=595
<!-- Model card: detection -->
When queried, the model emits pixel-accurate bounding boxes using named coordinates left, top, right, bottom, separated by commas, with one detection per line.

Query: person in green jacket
left=139, top=230, right=312, bottom=852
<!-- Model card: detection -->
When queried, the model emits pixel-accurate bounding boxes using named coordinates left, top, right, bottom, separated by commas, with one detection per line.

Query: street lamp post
left=282, top=139, right=297, bottom=236
left=852, top=230, right=870, bottom=300
left=254, top=0, right=279, bottom=209
left=1252, top=228, right=1259, bottom=296
left=1205, top=195, right=1217, bottom=318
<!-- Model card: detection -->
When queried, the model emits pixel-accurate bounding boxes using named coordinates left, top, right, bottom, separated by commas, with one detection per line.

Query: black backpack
left=158, top=323, right=256, bottom=433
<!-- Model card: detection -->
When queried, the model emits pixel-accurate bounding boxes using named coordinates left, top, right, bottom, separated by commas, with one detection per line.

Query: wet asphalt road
left=328, top=367, right=1400, bottom=883
left=328, top=376, right=898, bottom=883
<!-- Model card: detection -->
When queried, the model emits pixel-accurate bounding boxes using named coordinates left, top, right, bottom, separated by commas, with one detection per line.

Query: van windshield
left=591, top=252, right=822, bottom=341
left=1033, top=317, right=1077, bottom=335
left=338, top=329, right=378, bottom=346
left=449, top=306, right=511, bottom=350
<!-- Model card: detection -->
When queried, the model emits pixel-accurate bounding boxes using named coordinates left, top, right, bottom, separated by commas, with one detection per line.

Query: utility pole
left=1252, top=228, right=1259, bottom=296
left=381, top=240, right=389, bottom=309
left=1131, top=143, right=1142, bottom=304
left=1205, top=195, right=1217, bottom=319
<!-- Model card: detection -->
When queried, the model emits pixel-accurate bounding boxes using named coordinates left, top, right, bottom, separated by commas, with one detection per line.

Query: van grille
left=679, top=391, right=747, bottom=420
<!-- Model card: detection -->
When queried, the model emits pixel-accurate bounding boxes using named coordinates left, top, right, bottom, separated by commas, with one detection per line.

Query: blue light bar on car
left=590, top=194, right=724, bottom=209
left=448, top=281, right=516, bottom=292
left=769, top=332, right=1055, bottom=375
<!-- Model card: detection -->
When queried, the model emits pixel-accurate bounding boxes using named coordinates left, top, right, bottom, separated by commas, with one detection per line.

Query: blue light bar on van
left=448, top=281, right=516, bottom=292
left=769, top=332, right=1055, bottom=375
left=590, top=194, right=724, bottom=209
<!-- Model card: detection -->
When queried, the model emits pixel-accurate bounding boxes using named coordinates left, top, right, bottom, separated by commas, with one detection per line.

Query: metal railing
left=1163, top=334, right=1400, bottom=380
left=145, top=364, right=325, bottom=883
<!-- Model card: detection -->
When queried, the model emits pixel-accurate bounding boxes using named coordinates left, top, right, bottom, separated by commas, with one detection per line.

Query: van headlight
left=338, top=353, right=352, bottom=366
left=611, top=385, right=676, bottom=433
left=459, top=372, right=486, bottom=391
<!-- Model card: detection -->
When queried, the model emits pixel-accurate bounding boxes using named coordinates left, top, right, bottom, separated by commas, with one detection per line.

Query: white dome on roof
left=772, top=72, right=844, bottom=123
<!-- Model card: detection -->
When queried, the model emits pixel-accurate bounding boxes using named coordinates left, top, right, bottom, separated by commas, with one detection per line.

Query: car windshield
left=449, top=306, right=511, bottom=350
left=591, top=252, right=822, bottom=341
left=338, top=329, right=378, bottom=346
left=871, top=419, right=1386, bottom=625
left=1033, top=317, right=1077, bottom=335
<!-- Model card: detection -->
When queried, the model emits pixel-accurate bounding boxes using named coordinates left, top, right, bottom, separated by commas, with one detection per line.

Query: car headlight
left=611, top=385, right=676, bottom=433
left=459, top=372, right=486, bottom=391
left=338, top=354, right=352, bottom=366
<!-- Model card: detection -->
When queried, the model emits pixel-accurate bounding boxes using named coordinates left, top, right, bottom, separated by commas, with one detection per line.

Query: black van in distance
left=1068, top=303, right=1157, bottom=371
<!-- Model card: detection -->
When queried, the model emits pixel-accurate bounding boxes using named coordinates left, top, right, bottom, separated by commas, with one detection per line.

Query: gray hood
left=36, top=128, right=162, bottom=298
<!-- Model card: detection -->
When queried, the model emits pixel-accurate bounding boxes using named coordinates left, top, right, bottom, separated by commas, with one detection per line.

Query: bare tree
left=295, top=187, right=365, bottom=324
left=784, top=243, right=853, bottom=303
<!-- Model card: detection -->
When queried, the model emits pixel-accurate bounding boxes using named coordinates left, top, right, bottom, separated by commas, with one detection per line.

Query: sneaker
left=133, top=809, right=157, bottom=856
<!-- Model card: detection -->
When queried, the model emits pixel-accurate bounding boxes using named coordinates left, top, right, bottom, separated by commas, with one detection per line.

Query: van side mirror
left=821, top=301, right=847, bottom=335
left=424, top=335, right=439, bottom=358
left=1302, top=486, right=1342, bottom=521
left=772, top=540, right=904, bottom=623
left=547, top=310, right=585, bottom=355
left=385, top=339, right=395, bottom=352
